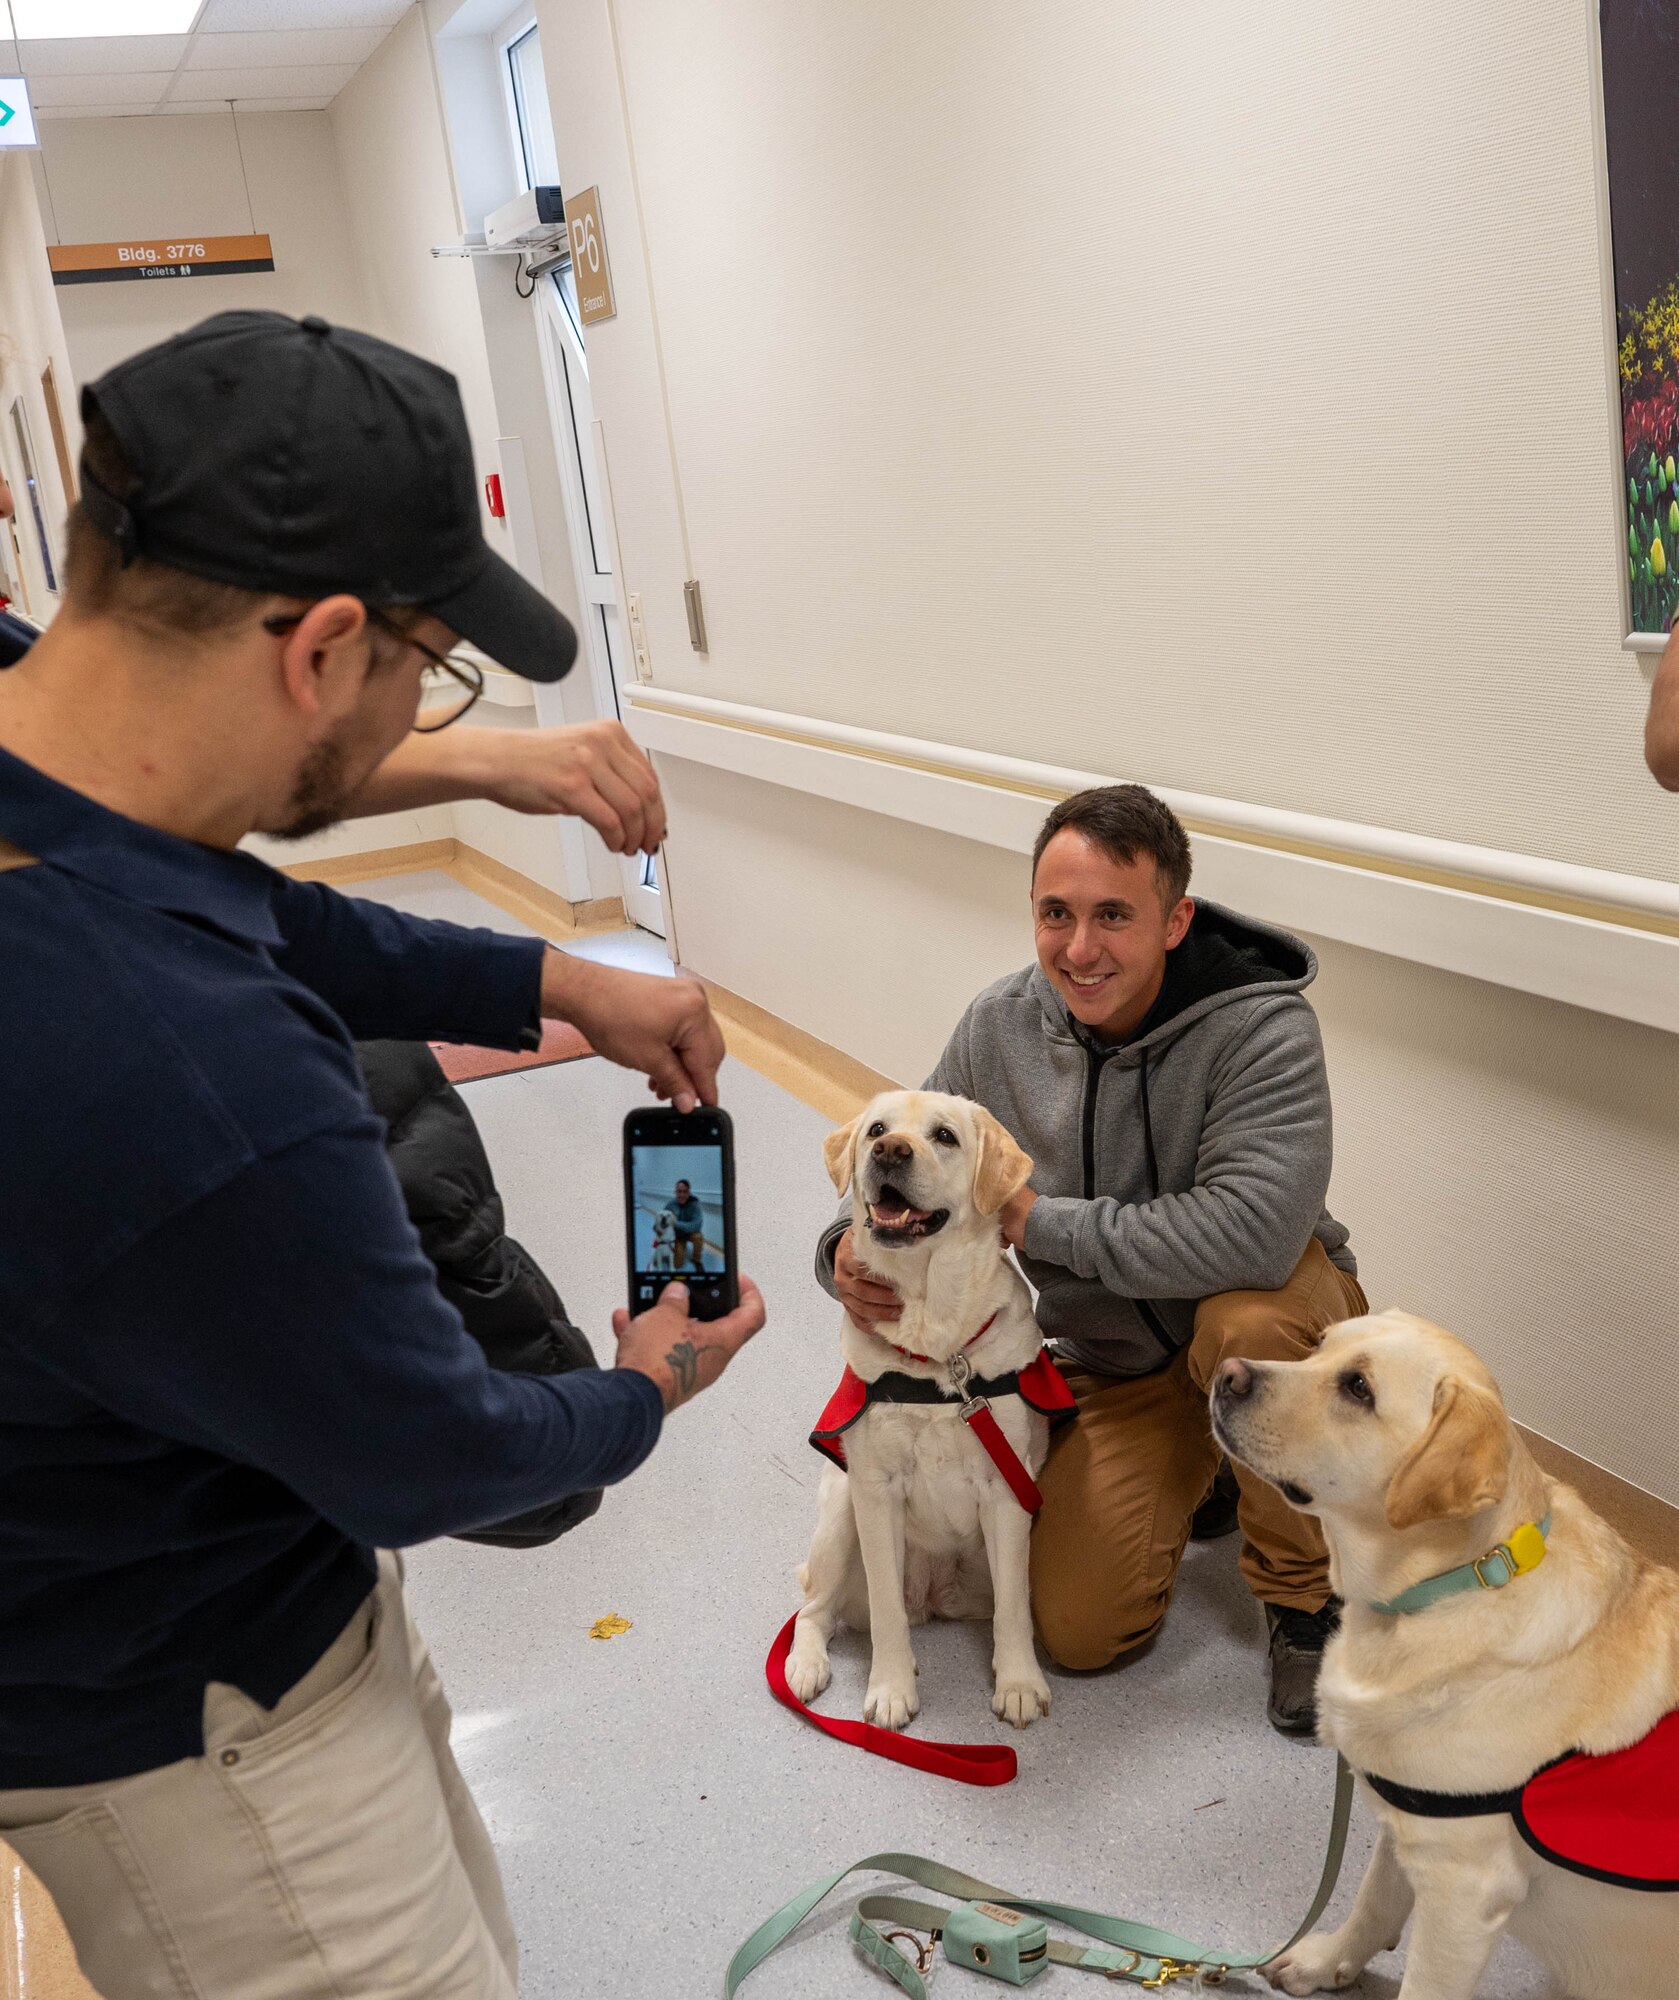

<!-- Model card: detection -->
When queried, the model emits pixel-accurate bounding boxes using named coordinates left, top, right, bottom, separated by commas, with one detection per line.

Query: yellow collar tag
left=1502, top=1520, right=1548, bottom=1576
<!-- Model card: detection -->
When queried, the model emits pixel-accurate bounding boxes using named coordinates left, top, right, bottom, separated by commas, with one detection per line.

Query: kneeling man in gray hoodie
left=816, top=784, right=1365, bottom=1735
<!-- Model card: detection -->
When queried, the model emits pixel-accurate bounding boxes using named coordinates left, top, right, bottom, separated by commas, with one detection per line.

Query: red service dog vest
left=1366, top=1707, right=1679, bottom=1891
left=809, top=1351, right=1077, bottom=1471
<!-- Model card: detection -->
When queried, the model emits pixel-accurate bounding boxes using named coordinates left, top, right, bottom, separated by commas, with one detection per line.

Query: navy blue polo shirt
left=0, top=743, right=663, bottom=1786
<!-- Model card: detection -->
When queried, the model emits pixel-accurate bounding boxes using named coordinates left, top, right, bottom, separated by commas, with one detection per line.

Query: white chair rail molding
left=627, top=686, right=1679, bottom=1039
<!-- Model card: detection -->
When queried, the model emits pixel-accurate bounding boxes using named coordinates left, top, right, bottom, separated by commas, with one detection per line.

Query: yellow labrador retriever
left=1211, top=1309, right=1679, bottom=2000
left=786, top=1089, right=1070, bottom=1731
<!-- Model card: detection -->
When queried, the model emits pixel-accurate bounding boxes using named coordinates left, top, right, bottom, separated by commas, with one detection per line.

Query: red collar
left=884, top=1312, right=998, bottom=1367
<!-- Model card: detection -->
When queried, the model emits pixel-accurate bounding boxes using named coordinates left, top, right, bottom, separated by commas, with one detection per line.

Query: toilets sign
left=0, top=78, right=38, bottom=149
left=46, top=234, right=275, bottom=285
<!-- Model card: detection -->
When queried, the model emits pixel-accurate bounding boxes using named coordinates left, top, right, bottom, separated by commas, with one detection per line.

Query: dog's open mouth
left=865, top=1185, right=950, bottom=1245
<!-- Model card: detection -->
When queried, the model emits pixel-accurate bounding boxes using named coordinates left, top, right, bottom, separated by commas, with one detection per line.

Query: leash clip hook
left=882, top=1929, right=937, bottom=1977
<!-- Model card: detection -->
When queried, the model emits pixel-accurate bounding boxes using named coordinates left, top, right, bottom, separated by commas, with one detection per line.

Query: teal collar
left=1371, top=1513, right=1553, bottom=1618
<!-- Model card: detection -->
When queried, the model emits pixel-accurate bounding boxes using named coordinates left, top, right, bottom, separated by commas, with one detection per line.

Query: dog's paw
left=784, top=1647, right=831, bottom=1704
left=863, top=1679, right=919, bottom=1730
left=991, top=1672, right=1051, bottom=1728
left=1265, top=1936, right=1361, bottom=1994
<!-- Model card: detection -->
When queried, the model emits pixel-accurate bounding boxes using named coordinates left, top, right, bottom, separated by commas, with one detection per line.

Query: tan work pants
left=0, top=1554, right=517, bottom=2000
left=1031, top=1240, right=1368, bottom=1670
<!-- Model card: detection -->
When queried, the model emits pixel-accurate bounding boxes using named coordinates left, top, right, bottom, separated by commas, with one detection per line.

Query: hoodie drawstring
left=1138, top=1045, right=1161, bottom=1200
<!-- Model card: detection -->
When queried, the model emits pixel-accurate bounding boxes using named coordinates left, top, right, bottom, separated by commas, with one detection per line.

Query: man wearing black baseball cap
left=0, top=311, right=763, bottom=1998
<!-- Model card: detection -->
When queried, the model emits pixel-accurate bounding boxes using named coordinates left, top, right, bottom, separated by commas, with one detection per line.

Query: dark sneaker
left=1190, top=1459, right=1240, bottom=1541
left=1265, top=1598, right=1341, bottom=1736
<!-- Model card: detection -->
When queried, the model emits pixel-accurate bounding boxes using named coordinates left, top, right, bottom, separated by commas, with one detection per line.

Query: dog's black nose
left=872, top=1135, right=912, bottom=1165
left=1214, top=1357, right=1255, bottom=1399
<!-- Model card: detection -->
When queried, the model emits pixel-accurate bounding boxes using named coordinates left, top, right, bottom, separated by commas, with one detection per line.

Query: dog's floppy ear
left=971, top=1107, right=1033, bottom=1217
left=823, top=1115, right=864, bottom=1194
left=1384, top=1375, right=1512, bottom=1531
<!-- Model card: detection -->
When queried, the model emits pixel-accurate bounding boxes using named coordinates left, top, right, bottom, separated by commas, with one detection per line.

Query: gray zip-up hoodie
left=816, top=901, right=1355, bottom=1378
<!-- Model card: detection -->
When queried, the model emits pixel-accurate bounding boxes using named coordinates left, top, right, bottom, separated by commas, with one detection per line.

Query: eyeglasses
left=261, top=608, right=486, bottom=732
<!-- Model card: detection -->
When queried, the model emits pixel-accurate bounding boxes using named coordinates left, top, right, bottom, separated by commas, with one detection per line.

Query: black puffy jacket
left=355, top=1039, right=604, bottom=1548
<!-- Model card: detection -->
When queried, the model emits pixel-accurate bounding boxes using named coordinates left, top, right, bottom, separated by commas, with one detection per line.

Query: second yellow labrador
left=1211, top=1309, right=1679, bottom=2000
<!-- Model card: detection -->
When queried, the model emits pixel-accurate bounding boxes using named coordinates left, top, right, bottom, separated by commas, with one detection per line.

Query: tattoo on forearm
left=664, top=1338, right=723, bottom=1399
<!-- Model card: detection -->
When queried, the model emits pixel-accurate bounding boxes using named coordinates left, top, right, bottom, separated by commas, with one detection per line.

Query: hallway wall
left=38, top=109, right=371, bottom=389
left=535, top=0, right=1679, bottom=1506
left=0, top=153, right=77, bottom=619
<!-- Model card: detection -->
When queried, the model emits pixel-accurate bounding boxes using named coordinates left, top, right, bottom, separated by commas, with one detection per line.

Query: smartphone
left=624, top=1105, right=739, bottom=1321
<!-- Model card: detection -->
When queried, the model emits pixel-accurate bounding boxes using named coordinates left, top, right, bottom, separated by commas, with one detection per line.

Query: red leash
left=765, top=1614, right=1019, bottom=1786
left=958, top=1398, right=1044, bottom=1513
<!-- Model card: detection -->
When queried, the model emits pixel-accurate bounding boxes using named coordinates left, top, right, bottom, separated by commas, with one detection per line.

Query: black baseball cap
left=78, top=310, right=576, bottom=683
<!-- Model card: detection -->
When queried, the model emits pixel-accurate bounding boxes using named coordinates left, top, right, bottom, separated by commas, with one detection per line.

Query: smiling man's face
left=1032, top=828, right=1193, bottom=1044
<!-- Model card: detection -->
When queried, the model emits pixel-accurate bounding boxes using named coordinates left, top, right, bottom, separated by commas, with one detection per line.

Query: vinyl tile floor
left=354, top=883, right=1552, bottom=1999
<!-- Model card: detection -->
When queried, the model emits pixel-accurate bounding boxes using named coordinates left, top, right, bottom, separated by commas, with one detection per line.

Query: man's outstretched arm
left=270, top=873, right=724, bottom=1110
left=345, top=717, right=667, bottom=855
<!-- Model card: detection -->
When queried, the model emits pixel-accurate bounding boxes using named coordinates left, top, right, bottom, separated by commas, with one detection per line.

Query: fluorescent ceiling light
left=9, top=1, right=204, bottom=35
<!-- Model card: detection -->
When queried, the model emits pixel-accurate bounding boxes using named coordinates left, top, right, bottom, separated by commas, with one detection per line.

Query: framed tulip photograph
left=1600, top=0, right=1679, bottom=638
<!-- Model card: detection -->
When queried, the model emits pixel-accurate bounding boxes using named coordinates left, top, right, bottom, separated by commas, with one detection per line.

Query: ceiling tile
left=166, top=62, right=358, bottom=98
left=0, top=40, right=17, bottom=69
left=15, top=35, right=190, bottom=76
left=29, top=71, right=175, bottom=107
left=196, top=0, right=407, bottom=29
left=186, top=26, right=386, bottom=68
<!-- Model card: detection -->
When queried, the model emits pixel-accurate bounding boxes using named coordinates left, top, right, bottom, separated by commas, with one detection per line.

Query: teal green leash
left=725, top=1752, right=1355, bottom=1993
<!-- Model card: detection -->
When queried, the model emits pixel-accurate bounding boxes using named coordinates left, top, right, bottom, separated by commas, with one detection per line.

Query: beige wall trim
left=272, top=838, right=626, bottom=940
left=275, top=838, right=458, bottom=888
left=700, top=978, right=898, bottom=1124
left=627, top=689, right=1679, bottom=929
left=1521, top=1426, right=1679, bottom=1570
left=629, top=693, right=1679, bottom=1039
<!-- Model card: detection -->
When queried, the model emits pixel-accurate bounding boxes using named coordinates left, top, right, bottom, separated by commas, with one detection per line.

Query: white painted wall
left=38, top=110, right=371, bottom=389
left=0, top=154, right=77, bottom=621
left=536, top=0, right=1679, bottom=1505
left=592, top=0, right=1663, bottom=885
left=329, top=10, right=504, bottom=534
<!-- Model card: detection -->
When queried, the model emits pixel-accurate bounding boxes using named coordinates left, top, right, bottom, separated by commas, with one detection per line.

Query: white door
left=534, top=266, right=664, bottom=937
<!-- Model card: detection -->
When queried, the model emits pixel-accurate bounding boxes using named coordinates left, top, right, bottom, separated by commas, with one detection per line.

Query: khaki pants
left=0, top=1554, right=517, bottom=2000
left=1031, top=1240, right=1368, bottom=1670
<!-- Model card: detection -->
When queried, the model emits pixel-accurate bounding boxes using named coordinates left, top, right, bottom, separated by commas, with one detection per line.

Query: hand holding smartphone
left=623, top=1106, right=739, bottom=1321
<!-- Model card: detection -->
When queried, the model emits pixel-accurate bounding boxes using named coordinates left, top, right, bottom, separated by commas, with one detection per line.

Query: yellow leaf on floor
left=588, top=1613, right=633, bottom=1641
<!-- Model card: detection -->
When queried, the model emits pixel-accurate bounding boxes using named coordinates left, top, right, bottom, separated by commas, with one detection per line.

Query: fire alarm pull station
left=484, top=473, right=505, bottom=519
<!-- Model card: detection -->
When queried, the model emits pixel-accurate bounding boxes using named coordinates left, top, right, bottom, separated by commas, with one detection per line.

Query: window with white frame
left=505, top=24, right=561, bottom=191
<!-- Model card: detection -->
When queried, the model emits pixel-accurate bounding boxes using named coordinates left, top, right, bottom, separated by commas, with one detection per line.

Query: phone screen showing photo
left=626, top=1125, right=735, bottom=1318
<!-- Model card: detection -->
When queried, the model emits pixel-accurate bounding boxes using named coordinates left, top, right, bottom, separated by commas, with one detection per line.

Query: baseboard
left=273, top=837, right=625, bottom=939
left=699, top=978, right=897, bottom=1123
left=449, top=842, right=625, bottom=939
left=1519, top=1426, right=1679, bottom=1569
left=274, top=837, right=457, bottom=887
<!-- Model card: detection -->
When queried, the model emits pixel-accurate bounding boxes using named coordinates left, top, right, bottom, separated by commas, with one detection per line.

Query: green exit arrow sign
left=0, top=78, right=38, bottom=150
